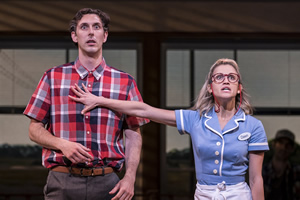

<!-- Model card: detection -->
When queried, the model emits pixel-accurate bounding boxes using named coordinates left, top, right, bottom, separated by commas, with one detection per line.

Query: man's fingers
left=109, top=182, right=120, bottom=195
left=77, top=146, right=93, bottom=160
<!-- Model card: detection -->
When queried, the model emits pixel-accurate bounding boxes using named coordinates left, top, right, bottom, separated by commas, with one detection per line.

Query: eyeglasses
left=211, top=73, right=240, bottom=84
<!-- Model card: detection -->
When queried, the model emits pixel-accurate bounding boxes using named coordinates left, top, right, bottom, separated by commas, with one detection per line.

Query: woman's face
left=208, top=64, right=240, bottom=102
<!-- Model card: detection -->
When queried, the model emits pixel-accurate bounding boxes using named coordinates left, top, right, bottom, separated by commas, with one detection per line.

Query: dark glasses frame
left=211, top=73, right=240, bottom=84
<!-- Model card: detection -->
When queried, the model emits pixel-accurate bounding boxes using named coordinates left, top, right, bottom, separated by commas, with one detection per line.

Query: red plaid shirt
left=24, top=58, right=149, bottom=170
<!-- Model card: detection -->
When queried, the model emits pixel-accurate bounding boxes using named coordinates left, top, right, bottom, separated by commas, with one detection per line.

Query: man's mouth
left=87, top=40, right=96, bottom=44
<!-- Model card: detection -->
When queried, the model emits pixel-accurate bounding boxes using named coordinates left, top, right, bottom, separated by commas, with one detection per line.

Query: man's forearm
left=28, top=118, right=93, bottom=164
left=29, top=118, right=62, bottom=150
left=124, top=128, right=142, bottom=181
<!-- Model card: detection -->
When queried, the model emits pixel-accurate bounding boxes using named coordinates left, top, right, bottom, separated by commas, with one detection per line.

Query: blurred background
left=1, top=0, right=300, bottom=199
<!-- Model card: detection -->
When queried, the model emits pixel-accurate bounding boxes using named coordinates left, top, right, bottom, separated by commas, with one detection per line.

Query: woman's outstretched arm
left=69, top=83, right=177, bottom=127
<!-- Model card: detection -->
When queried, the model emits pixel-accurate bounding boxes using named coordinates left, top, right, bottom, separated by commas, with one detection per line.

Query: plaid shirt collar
left=74, top=57, right=105, bottom=80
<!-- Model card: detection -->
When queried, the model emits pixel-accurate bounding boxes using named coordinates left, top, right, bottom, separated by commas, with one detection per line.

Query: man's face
left=273, top=138, right=294, bottom=160
left=71, top=14, right=108, bottom=56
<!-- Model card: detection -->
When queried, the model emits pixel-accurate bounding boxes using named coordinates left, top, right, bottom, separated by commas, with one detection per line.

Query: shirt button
left=85, top=115, right=89, bottom=119
left=213, top=169, right=218, bottom=174
left=215, top=160, right=219, bottom=164
left=215, top=151, right=219, bottom=156
left=88, top=84, right=91, bottom=87
left=87, top=131, right=90, bottom=134
left=216, top=142, right=221, bottom=146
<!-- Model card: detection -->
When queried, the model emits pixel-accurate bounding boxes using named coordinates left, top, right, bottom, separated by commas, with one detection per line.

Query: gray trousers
left=44, top=170, right=120, bottom=200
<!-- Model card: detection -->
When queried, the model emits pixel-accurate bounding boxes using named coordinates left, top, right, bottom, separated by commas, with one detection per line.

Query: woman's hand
left=69, top=83, right=101, bottom=114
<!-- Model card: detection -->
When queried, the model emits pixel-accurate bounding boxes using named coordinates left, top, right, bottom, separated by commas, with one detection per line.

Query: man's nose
left=88, top=27, right=94, bottom=35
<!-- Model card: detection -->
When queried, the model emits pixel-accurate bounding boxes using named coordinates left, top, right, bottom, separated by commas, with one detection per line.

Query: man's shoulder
left=45, top=62, right=75, bottom=73
left=104, top=65, right=134, bottom=80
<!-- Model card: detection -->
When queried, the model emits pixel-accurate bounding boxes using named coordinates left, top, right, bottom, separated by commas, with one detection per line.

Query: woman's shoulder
left=244, top=113, right=261, bottom=122
left=242, top=113, right=264, bottom=130
left=175, top=109, right=201, bottom=119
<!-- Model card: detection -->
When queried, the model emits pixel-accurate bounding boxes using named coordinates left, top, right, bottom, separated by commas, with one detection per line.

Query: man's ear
left=71, top=31, right=78, bottom=43
left=103, top=31, right=108, bottom=43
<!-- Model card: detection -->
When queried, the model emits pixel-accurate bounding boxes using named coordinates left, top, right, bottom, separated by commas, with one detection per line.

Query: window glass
left=255, top=115, right=300, bottom=144
left=0, top=49, right=65, bottom=106
left=103, top=50, right=137, bottom=79
left=166, top=50, right=190, bottom=107
left=166, top=170, right=195, bottom=199
left=69, top=49, right=78, bottom=62
left=166, top=126, right=191, bottom=168
left=238, top=50, right=291, bottom=107
left=194, top=50, right=234, bottom=97
left=290, top=51, right=300, bottom=107
left=0, top=114, right=34, bottom=145
left=0, top=114, right=46, bottom=196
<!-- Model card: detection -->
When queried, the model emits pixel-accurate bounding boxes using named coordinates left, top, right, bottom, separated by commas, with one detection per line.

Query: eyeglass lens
left=213, top=73, right=239, bottom=83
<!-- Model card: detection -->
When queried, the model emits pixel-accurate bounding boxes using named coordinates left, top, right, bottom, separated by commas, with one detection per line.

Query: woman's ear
left=207, top=84, right=212, bottom=94
left=238, top=84, right=243, bottom=94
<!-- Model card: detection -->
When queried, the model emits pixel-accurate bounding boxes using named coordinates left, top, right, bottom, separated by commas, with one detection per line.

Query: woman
left=69, top=58, right=269, bottom=200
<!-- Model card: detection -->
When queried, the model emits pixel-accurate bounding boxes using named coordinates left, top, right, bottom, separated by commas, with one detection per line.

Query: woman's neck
left=216, top=99, right=236, bottom=118
left=216, top=101, right=236, bottom=130
left=217, top=107, right=235, bottom=119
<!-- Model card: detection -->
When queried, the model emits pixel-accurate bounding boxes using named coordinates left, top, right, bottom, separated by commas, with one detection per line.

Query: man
left=262, top=129, right=300, bottom=200
left=23, top=8, right=149, bottom=200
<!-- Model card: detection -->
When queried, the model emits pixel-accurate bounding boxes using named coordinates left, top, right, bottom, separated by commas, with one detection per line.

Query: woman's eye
left=216, top=75, right=223, bottom=80
left=229, top=75, right=237, bottom=81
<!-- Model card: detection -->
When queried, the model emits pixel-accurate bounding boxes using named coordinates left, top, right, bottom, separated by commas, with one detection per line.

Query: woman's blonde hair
left=191, top=58, right=253, bottom=116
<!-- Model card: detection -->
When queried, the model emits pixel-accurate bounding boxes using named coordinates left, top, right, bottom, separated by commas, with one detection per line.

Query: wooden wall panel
left=0, top=1, right=299, bottom=32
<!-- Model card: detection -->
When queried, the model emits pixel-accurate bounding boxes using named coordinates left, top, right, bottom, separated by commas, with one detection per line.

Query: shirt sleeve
left=175, top=109, right=198, bottom=135
left=23, top=72, right=51, bottom=124
left=248, top=119, right=269, bottom=151
left=124, top=79, right=150, bottom=128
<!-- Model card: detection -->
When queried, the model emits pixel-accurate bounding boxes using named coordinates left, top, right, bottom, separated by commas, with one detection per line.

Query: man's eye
left=81, top=25, right=87, bottom=30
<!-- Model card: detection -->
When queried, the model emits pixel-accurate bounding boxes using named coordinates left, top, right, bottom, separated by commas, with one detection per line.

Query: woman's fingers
left=71, top=83, right=90, bottom=96
left=70, top=85, right=82, bottom=96
left=81, top=83, right=90, bottom=93
left=75, top=83, right=85, bottom=94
